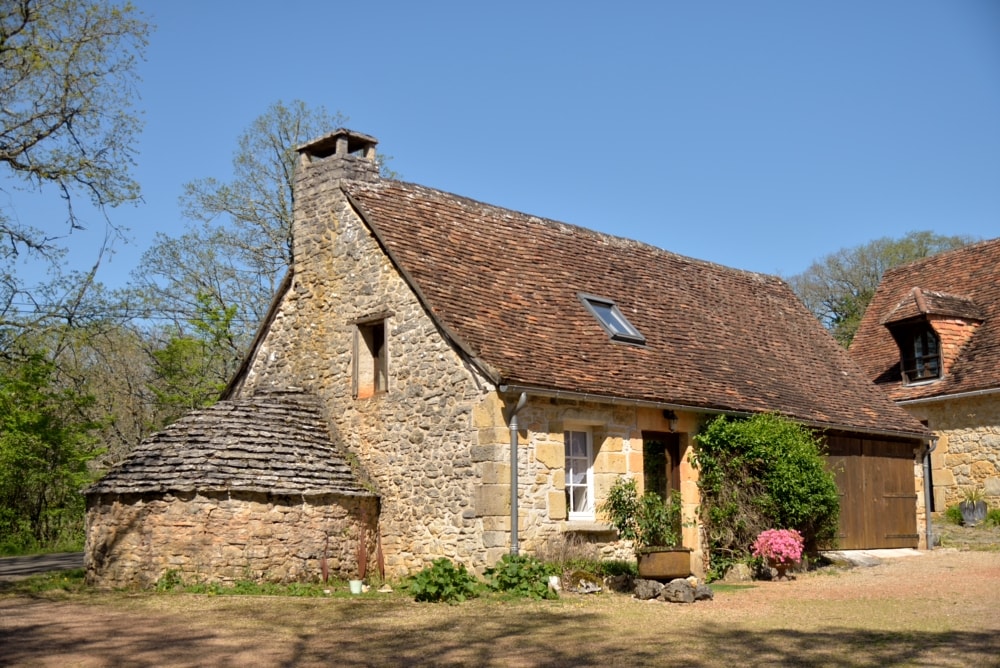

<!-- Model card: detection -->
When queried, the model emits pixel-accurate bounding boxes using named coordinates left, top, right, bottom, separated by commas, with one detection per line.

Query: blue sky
left=12, top=1, right=1000, bottom=289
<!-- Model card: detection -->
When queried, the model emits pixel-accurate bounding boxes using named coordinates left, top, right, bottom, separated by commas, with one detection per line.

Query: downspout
left=508, top=392, right=528, bottom=556
left=923, top=436, right=938, bottom=550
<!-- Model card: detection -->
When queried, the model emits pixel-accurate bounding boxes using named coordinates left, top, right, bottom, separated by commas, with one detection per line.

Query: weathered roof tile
left=851, top=238, right=1000, bottom=401
left=86, top=389, right=374, bottom=497
left=343, top=180, right=925, bottom=437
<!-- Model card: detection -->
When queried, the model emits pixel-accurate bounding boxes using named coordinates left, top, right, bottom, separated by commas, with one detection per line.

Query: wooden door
left=825, top=436, right=918, bottom=550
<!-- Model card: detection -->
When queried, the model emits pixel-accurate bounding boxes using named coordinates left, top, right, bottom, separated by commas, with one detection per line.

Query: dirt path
left=2, top=548, right=998, bottom=667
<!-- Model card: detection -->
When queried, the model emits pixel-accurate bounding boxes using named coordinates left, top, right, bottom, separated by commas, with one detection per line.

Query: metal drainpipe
left=923, top=436, right=938, bottom=550
left=508, top=392, right=528, bottom=555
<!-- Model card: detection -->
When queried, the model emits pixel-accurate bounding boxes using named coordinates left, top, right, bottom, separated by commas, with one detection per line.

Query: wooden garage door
left=825, top=436, right=919, bottom=550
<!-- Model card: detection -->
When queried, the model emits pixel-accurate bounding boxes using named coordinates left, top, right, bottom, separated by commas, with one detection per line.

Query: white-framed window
left=565, top=430, right=594, bottom=520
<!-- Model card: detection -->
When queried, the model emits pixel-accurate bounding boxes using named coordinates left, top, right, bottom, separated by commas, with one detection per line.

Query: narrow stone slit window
left=354, top=320, right=387, bottom=398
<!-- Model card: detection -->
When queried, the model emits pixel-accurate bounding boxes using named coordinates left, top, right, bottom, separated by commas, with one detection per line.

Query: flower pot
left=349, top=579, right=364, bottom=595
left=637, top=547, right=692, bottom=581
left=768, top=558, right=794, bottom=580
left=960, top=500, right=987, bottom=527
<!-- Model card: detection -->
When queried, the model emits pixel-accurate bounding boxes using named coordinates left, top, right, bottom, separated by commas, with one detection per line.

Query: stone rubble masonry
left=906, top=392, right=1000, bottom=523
left=234, top=151, right=706, bottom=579
left=85, top=492, right=377, bottom=588
left=239, top=161, right=495, bottom=577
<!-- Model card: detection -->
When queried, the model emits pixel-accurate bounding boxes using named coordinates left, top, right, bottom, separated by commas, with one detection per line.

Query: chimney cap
left=297, top=128, right=378, bottom=159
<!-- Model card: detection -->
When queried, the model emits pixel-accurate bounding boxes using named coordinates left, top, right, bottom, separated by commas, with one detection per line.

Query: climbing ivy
left=692, top=413, right=840, bottom=578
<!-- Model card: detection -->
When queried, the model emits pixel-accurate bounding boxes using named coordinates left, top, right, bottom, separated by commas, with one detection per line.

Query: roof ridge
left=342, top=179, right=784, bottom=282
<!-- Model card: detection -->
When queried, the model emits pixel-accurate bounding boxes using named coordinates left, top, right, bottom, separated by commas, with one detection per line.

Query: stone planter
left=637, top=547, right=692, bottom=580
left=768, top=558, right=794, bottom=580
left=960, top=500, right=987, bottom=527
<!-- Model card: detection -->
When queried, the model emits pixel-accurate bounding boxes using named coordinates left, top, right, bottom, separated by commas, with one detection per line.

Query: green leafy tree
left=692, top=413, right=840, bottom=578
left=787, top=231, right=974, bottom=346
left=0, top=347, right=101, bottom=554
left=148, top=292, right=240, bottom=423
left=0, top=0, right=149, bottom=330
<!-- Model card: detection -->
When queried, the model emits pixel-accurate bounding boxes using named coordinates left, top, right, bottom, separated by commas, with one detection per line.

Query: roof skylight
left=579, top=293, right=646, bottom=345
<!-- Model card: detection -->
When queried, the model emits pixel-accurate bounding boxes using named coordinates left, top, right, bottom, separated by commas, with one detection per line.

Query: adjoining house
left=850, top=238, right=1000, bottom=528
left=85, top=129, right=929, bottom=587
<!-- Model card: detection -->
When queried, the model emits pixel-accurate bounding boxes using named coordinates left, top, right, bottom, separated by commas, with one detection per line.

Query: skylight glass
left=579, top=293, right=645, bottom=344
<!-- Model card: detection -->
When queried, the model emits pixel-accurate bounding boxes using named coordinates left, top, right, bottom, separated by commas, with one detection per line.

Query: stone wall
left=85, top=492, right=377, bottom=589
left=234, top=152, right=705, bottom=578
left=905, top=393, right=1000, bottom=512
left=472, top=395, right=704, bottom=577
left=236, top=165, right=494, bottom=577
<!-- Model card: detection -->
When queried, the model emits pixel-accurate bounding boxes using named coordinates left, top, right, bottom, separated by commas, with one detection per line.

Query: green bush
left=692, top=413, right=840, bottom=579
left=600, top=477, right=681, bottom=550
left=985, top=508, right=1000, bottom=528
left=596, top=559, right=638, bottom=578
left=409, top=558, right=480, bottom=604
left=484, top=554, right=558, bottom=600
left=943, top=504, right=964, bottom=525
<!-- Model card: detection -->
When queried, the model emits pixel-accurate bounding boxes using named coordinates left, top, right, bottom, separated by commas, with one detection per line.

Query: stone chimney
left=296, top=128, right=380, bottom=183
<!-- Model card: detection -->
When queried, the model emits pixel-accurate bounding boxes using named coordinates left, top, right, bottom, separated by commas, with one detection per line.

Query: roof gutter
left=896, top=386, right=1000, bottom=406
left=497, top=383, right=928, bottom=441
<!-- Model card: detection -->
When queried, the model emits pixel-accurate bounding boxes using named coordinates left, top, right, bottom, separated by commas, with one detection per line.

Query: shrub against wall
left=692, top=414, right=840, bottom=577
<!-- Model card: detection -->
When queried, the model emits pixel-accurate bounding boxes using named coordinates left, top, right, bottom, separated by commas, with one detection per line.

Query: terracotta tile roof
left=343, top=180, right=926, bottom=438
left=86, top=390, right=374, bottom=497
left=851, top=238, right=1000, bottom=402
left=881, top=287, right=985, bottom=326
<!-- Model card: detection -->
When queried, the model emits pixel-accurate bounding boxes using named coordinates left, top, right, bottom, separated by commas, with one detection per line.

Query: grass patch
left=708, top=583, right=757, bottom=593
left=1, top=568, right=87, bottom=596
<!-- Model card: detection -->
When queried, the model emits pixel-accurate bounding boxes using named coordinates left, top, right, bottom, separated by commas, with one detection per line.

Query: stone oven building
left=86, top=129, right=929, bottom=587
left=850, top=238, right=1000, bottom=521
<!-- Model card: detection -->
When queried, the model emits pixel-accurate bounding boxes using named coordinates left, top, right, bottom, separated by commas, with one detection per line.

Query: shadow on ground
left=1, top=595, right=997, bottom=667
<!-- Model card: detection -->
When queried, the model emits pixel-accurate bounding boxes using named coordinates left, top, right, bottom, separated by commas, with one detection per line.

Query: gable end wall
left=239, top=177, right=497, bottom=576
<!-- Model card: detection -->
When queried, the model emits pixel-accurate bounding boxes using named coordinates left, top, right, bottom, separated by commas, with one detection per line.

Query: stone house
left=850, top=238, right=1000, bottom=522
left=85, top=129, right=929, bottom=587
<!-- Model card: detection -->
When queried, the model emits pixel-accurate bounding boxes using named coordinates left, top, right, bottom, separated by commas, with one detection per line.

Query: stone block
left=603, top=436, right=624, bottom=453
left=972, top=460, right=997, bottom=478
left=482, top=531, right=509, bottom=548
left=596, top=452, right=626, bottom=474
left=985, top=477, right=1000, bottom=497
left=479, top=462, right=510, bottom=485
left=934, top=468, right=955, bottom=486
left=548, top=491, right=567, bottom=520
left=471, top=444, right=503, bottom=462
left=474, top=394, right=506, bottom=427
left=535, top=442, right=564, bottom=469
left=481, top=516, right=511, bottom=532
left=477, top=427, right=509, bottom=446
left=475, top=485, right=510, bottom=516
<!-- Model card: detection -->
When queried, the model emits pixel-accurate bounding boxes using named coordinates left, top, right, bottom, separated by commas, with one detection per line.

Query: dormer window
left=899, top=324, right=940, bottom=384
left=579, top=293, right=645, bottom=345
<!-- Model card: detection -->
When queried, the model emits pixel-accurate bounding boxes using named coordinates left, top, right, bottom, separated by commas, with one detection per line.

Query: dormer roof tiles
left=851, top=238, right=1000, bottom=402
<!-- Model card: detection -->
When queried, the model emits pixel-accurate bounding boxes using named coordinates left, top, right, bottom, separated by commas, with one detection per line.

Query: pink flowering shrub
left=752, top=529, right=804, bottom=566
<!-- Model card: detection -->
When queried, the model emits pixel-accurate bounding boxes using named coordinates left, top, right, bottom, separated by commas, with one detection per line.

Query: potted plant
left=959, top=487, right=988, bottom=527
left=751, top=528, right=803, bottom=580
left=600, top=476, right=690, bottom=580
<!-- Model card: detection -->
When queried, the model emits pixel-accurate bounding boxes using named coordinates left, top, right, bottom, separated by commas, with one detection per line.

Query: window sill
left=561, top=521, right=615, bottom=534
